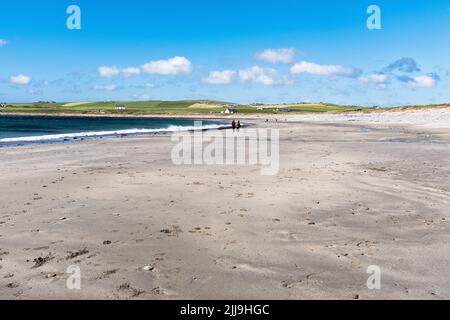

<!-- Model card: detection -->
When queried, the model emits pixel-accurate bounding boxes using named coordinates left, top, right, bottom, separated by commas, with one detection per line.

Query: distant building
left=275, top=108, right=292, bottom=112
left=222, top=108, right=237, bottom=114
left=115, top=104, right=126, bottom=110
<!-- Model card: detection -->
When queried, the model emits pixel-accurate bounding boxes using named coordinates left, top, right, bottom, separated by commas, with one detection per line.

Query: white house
left=222, top=108, right=237, bottom=114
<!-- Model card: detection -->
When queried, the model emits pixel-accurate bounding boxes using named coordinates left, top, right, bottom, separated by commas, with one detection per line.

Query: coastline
left=1, top=111, right=450, bottom=299
left=2, top=107, right=450, bottom=147
left=1, top=105, right=449, bottom=121
left=0, top=112, right=240, bottom=120
left=0, top=116, right=235, bottom=146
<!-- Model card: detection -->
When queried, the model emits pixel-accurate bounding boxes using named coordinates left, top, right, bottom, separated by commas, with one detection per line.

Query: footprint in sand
left=66, top=248, right=89, bottom=260
left=116, top=283, right=145, bottom=298
left=281, top=279, right=304, bottom=289
left=31, top=253, right=54, bottom=268
left=230, top=263, right=278, bottom=275
left=33, top=246, right=50, bottom=251
left=272, top=230, right=302, bottom=242
left=96, top=269, right=120, bottom=280
left=160, top=226, right=183, bottom=237
left=6, top=282, right=19, bottom=289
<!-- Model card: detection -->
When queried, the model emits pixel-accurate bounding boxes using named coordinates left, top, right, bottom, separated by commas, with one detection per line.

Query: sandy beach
left=1, top=108, right=450, bottom=300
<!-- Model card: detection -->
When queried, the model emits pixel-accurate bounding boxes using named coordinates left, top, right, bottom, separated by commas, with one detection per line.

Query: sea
left=0, top=115, right=229, bottom=147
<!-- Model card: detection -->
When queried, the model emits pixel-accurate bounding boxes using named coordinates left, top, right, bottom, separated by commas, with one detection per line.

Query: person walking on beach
left=237, top=120, right=241, bottom=132
left=232, top=120, right=236, bottom=132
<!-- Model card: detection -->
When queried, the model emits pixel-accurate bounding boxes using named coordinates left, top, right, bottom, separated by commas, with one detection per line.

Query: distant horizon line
left=2, top=100, right=450, bottom=109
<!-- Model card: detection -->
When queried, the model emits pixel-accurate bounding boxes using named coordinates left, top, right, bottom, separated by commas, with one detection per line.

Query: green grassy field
left=0, top=100, right=448, bottom=116
left=0, top=100, right=359, bottom=115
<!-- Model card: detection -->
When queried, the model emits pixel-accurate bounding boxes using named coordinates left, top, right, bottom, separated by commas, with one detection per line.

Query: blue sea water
left=0, top=115, right=229, bottom=146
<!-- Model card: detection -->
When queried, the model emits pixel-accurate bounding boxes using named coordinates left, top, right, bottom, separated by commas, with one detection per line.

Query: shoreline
left=1, top=117, right=449, bottom=299
left=0, top=119, right=238, bottom=147
left=0, top=111, right=278, bottom=120
left=0, top=112, right=240, bottom=120
left=1, top=105, right=449, bottom=121
left=2, top=107, right=450, bottom=147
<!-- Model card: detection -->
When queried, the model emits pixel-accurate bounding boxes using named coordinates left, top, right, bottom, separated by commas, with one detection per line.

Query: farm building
left=222, top=108, right=238, bottom=114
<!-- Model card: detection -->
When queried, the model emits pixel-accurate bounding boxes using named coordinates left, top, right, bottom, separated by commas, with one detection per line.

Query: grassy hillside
left=0, top=100, right=359, bottom=115
left=0, top=101, right=197, bottom=114
left=1, top=100, right=448, bottom=116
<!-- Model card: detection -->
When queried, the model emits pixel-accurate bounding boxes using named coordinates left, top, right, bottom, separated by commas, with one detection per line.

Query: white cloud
left=10, top=74, right=32, bottom=85
left=239, top=66, right=283, bottom=85
left=141, top=56, right=193, bottom=75
left=0, top=39, right=7, bottom=47
left=98, top=66, right=120, bottom=78
left=98, top=56, right=192, bottom=78
left=122, top=67, right=141, bottom=77
left=290, top=61, right=361, bottom=77
left=130, top=93, right=151, bottom=100
left=145, top=82, right=155, bottom=88
left=255, top=48, right=295, bottom=64
left=409, top=75, right=437, bottom=88
left=94, top=84, right=119, bottom=91
left=203, top=70, right=236, bottom=84
left=360, top=74, right=389, bottom=89
left=239, top=66, right=292, bottom=85
left=360, top=73, right=389, bottom=88
left=99, top=66, right=140, bottom=77
left=360, top=73, right=389, bottom=84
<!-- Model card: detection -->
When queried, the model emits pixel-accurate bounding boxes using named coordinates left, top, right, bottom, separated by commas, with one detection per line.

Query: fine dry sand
left=1, top=108, right=450, bottom=299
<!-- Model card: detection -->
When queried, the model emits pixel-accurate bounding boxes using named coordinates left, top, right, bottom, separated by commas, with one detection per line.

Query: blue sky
left=0, top=0, right=449, bottom=106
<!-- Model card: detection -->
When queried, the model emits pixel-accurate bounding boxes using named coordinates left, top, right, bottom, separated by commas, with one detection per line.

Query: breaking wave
left=0, top=123, right=230, bottom=143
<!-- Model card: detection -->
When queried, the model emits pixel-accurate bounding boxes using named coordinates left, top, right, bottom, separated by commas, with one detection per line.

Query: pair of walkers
left=231, top=120, right=241, bottom=132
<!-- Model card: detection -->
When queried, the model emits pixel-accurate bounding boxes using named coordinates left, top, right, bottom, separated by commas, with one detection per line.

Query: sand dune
left=289, top=106, right=450, bottom=129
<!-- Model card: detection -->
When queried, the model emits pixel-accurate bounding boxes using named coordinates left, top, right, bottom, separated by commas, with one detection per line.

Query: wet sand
left=1, top=116, right=450, bottom=299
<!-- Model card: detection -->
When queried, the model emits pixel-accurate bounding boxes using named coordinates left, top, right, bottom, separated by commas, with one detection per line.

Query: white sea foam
left=0, top=124, right=229, bottom=143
